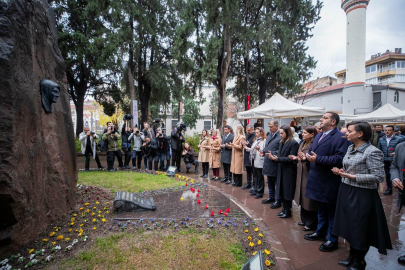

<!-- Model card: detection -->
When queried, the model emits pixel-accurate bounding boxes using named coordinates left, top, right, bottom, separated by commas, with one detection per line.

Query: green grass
left=59, top=230, right=247, bottom=270
left=77, top=171, right=184, bottom=193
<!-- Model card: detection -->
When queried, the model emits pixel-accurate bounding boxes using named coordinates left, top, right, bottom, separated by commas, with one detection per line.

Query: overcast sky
left=306, top=0, right=405, bottom=79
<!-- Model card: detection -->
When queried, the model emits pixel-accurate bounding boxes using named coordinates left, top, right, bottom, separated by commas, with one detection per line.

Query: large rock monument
left=0, top=0, right=77, bottom=248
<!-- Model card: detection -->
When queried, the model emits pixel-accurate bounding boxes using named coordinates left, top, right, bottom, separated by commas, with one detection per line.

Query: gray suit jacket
left=262, top=131, right=281, bottom=177
left=390, top=142, right=405, bottom=182
left=221, top=133, right=234, bottom=164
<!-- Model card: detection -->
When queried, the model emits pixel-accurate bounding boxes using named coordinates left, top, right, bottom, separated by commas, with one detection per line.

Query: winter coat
left=244, top=132, right=255, bottom=166
left=79, top=132, right=98, bottom=159
left=262, top=131, right=281, bottom=177
left=209, top=137, right=222, bottom=168
left=245, top=137, right=265, bottom=168
left=275, top=139, right=299, bottom=201
left=377, top=135, right=404, bottom=162
left=102, top=132, right=121, bottom=152
left=230, top=135, right=245, bottom=175
left=183, top=147, right=196, bottom=163
left=128, top=132, right=145, bottom=151
left=221, top=133, right=234, bottom=164
left=294, top=140, right=317, bottom=211
left=171, top=129, right=185, bottom=151
left=198, top=136, right=210, bottom=163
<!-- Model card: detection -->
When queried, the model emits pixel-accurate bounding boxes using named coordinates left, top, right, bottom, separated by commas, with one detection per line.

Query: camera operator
left=102, top=125, right=124, bottom=172
left=143, top=122, right=155, bottom=139
left=120, top=122, right=132, bottom=169
left=182, top=142, right=199, bottom=174
left=103, top=122, right=113, bottom=134
left=155, top=127, right=170, bottom=170
left=171, top=124, right=186, bottom=172
left=128, top=127, right=145, bottom=170
left=141, top=137, right=159, bottom=170
left=79, top=127, right=104, bottom=171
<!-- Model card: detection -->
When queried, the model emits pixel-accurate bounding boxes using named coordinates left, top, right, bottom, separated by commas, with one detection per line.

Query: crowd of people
left=79, top=113, right=405, bottom=269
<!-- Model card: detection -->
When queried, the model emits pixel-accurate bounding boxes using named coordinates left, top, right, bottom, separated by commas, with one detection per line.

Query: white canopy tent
left=237, top=92, right=325, bottom=119
left=345, top=103, right=405, bottom=124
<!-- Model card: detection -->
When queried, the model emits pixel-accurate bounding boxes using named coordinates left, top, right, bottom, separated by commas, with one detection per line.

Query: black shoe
left=270, top=201, right=282, bottom=209
left=109, top=169, right=115, bottom=172
left=214, top=177, right=219, bottom=181
left=232, top=183, right=236, bottom=186
left=178, top=169, right=184, bottom=173
left=399, top=255, right=405, bottom=265
left=254, top=194, right=263, bottom=199
left=304, top=232, right=326, bottom=241
left=220, top=178, right=227, bottom=183
left=262, top=198, right=275, bottom=204
left=250, top=192, right=257, bottom=196
left=195, top=171, right=198, bottom=174
left=347, top=260, right=366, bottom=270
left=383, top=188, right=392, bottom=195
left=242, top=184, right=252, bottom=190
left=338, top=248, right=354, bottom=267
left=277, top=209, right=285, bottom=216
left=225, top=180, right=232, bottom=184
left=319, top=241, right=338, bottom=252
left=186, top=170, right=190, bottom=173
left=302, top=227, right=315, bottom=232
left=203, top=175, right=208, bottom=178
left=98, top=166, right=105, bottom=169
left=279, top=209, right=291, bottom=218
left=211, top=176, right=216, bottom=180
left=200, top=174, right=204, bottom=177
left=249, top=187, right=255, bottom=193
left=298, top=222, right=305, bottom=226
left=84, top=169, right=91, bottom=172
left=125, top=165, right=131, bottom=169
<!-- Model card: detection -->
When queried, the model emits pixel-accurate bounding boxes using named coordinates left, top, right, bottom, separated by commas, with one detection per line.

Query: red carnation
left=210, top=211, right=214, bottom=216
left=224, top=213, right=227, bottom=217
left=390, top=148, right=394, bottom=151
left=205, top=205, right=208, bottom=209
left=197, top=189, right=200, bottom=192
left=226, top=208, right=230, bottom=213
left=402, top=169, right=405, bottom=172
left=196, top=193, right=200, bottom=198
left=185, top=183, right=188, bottom=186
left=219, top=210, right=223, bottom=214
left=197, top=199, right=201, bottom=204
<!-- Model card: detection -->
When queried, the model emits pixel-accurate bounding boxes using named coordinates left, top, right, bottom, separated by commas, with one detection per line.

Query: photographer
left=102, top=125, right=124, bottom=172
left=141, top=137, right=152, bottom=170
left=141, top=137, right=159, bottom=170
left=143, top=122, right=155, bottom=139
left=128, top=127, right=145, bottom=170
left=155, top=126, right=170, bottom=171
left=171, top=124, right=186, bottom=172
left=103, top=122, right=113, bottom=134
left=79, top=127, right=103, bottom=171
left=121, top=122, right=132, bottom=169
left=182, top=142, right=199, bottom=174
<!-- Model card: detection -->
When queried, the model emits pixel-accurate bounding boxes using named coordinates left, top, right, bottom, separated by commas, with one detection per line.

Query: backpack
left=98, top=139, right=108, bottom=152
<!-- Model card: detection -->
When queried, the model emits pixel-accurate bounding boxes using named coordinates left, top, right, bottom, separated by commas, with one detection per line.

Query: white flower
left=0, top=263, right=11, bottom=270
left=45, top=255, right=52, bottom=262
left=83, top=236, right=88, bottom=242
left=18, top=256, right=25, bottom=262
left=55, top=245, right=61, bottom=250
left=29, top=254, right=35, bottom=260
left=30, top=259, right=38, bottom=264
left=41, top=249, right=45, bottom=253
left=0, top=259, right=8, bottom=266
left=72, top=239, right=79, bottom=245
left=65, top=245, right=73, bottom=251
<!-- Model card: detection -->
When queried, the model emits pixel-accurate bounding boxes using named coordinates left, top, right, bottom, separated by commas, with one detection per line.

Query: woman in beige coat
left=230, top=126, right=245, bottom=187
left=290, top=126, right=318, bottom=231
left=204, top=130, right=222, bottom=181
left=198, top=129, right=210, bottom=178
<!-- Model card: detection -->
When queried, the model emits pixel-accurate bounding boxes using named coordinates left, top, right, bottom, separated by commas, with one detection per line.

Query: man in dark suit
left=242, top=125, right=255, bottom=190
left=304, top=112, right=351, bottom=252
left=261, top=120, right=282, bottom=208
left=221, top=125, right=234, bottom=184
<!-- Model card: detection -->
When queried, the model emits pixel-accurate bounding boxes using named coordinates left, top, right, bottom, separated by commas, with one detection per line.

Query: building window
left=203, top=121, right=211, bottom=131
left=397, top=61, right=405, bottom=69
left=388, top=62, right=396, bottom=70
left=394, top=91, right=399, bottom=103
left=341, top=96, right=343, bottom=104
left=365, top=77, right=378, bottom=84
left=366, top=64, right=377, bottom=74
left=171, top=120, right=178, bottom=131
left=396, top=75, right=405, bottom=83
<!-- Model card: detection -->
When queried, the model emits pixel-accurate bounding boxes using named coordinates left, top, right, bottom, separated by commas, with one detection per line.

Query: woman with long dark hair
left=267, top=125, right=299, bottom=218
left=290, top=126, right=318, bottom=230
left=332, top=121, right=391, bottom=270
left=198, top=129, right=210, bottom=178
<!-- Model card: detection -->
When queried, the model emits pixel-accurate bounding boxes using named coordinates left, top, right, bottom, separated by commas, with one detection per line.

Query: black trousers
left=245, top=166, right=253, bottom=186
left=185, top=160, right=199, bottom=173
left=132, top=151, right=142, bottom=168
left=85, top=149, right=102, bottom=169
left=301, top=207, right=318, bottom=229
left=223, top=163, right=231, bottom=181
left=172, top=149, right=182, bottom=170
left=122, top=149, right=131, bottom=166
left=202, top=162, right=209, bottom=176
left=233, top=174, right=243, bottom=187
left=149, top=155, right=159, bottom=171
left=107, top=150, right=123, bottom=170
left=384, top=161, right=392, bottom=189
left=253, top=167, right=264, bottom=196
left=283, top=199, right=292, bottom=211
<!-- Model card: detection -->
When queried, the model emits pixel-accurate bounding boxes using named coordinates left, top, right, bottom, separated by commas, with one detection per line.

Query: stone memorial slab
left=114, top=191, right=156, bottom=212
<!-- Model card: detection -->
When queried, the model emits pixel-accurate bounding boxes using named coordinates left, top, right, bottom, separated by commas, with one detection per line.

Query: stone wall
left=0, top=0, right=77, bottom=248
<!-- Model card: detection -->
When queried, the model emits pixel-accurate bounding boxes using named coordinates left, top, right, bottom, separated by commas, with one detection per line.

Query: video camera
left=153, top=118, right=166, bottom=134
left=176, top=122, right=187, bottom=132
left=123, top=114, right=133, bottom=121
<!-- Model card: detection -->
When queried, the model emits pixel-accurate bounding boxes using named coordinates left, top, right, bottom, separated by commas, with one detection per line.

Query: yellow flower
left=79, top=207, right=84, bottom=212
left=253, top=251, right=257, bottom=255
left=86, top=209, right=90, bottom=213
left=52, top=242, right=56, bottom=246
left=96, top=201, right=100, bottom=205
left=55, top=228, right=58, bottom=232
left=91, top=213, right=95, bottom=216
left=84, top=203, right=90, bottom=206
left=73, top=214, right=77, bottom=217
left=264, top=249, right=271, bottom=255
left=79, top=232, right=82, bottom=236
left=75, top=229, right=78, bottom=232
left=249, top=242, right=254, bottom=247
left=80, top=224, right=84, bottom=227
left=28, top=249, right=34, bottom=254
left=93, top=227, right=96, bottom=230
left=98, top=210, right=101, bottom=214
left=244, top=229, right=249, bottom=233
left=106, top=202, right=109, bottom=204
left=105, top=211, right=109, bottom=214
left=104, top=207, right=107, bottom=210
left=71, top=217, right=75, bottom=221
left=49, top=232, right=55, bottom=237
left=97, top=215, right=101, bottom=218
left=42, top=239, right=48, bottom=242
left=247, top=236, right=252, bottom=241
left=265, top=260, right=271, bottom=266
left=180, top=197, right=184, bottom=201
left=259, top=233, right=263, bottom=237
left=93, top=207, right=97, bottom=209
left=257, top=240, right=262, bottom=245
left=65, top=238, right=70, bottom=242
left=102, top=218, right=106, bottom=223
left=79, top=228, right=83, bottom=233
left=70, top=222, right=74, bottom=226
left=69, top=229, right=72, bottom=232
left=57, top=235, right=64, bottom=241
left=254, top=228, right=259, bottom=232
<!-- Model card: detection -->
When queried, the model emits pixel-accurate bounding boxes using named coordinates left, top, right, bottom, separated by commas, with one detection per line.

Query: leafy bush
left=185, top=133, right=201, bottom=153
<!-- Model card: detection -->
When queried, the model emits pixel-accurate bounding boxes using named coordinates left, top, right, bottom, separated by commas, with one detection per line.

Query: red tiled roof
left=295, top=83, right=345, bottom=98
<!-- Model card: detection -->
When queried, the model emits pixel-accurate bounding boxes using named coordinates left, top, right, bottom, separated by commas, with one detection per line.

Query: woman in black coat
left=267, top=125, right=299, bottom=218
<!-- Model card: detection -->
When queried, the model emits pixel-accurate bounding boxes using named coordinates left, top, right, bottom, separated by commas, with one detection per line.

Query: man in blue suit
left=303, top=112, right=351, bottom=252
